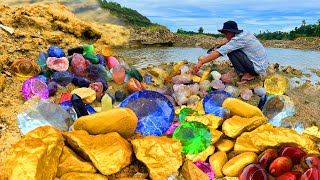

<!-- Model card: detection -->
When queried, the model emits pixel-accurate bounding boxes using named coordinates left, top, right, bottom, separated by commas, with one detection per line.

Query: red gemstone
left=300, top=167, right=320, bottom=180
left=275, top=171, right=302, bottom=180
left=59, top=93, right=72, bottom=103
left=269, top=156, right=293, bottom=177
left=300, top=154, right=320, bottom=170
left=239, top=164, right=268, bottom=180
left=257, top=148, right=278, bottom=169
left=279, top=146, right=306, bottom=165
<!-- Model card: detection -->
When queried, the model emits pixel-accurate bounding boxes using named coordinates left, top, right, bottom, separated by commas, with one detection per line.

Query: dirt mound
left=0, top=3, right=130, bottom=71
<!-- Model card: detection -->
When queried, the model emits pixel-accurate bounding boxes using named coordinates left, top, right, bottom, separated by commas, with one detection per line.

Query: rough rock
left=60, top=172, right=108, bottom=180
left=186, top=145, right=215, bottom=162
left=180, top=160, right=209, bottom=180
left=209, top=151, right=228, bottom=178
left=234, top=123, right=319, bottom=154
left=63, top=131, right=133, bottom=175
left=222, top=116, right=267, bottom=139
left=0, top=74, right=5, bottom=91
left=131, top=136, right=182, bottom=180
left=57, top=146, right=97, bottom=178
left=1, top=126, right=64, bottom=179
left=73, top=108, right=138, bottom=138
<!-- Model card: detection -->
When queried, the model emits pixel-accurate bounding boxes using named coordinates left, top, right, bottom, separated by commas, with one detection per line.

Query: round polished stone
left=120, top=90, right=174, bottom=136
left=173, top=121, right=212, bottom=154
left=203, top=90, right=234, bottom=117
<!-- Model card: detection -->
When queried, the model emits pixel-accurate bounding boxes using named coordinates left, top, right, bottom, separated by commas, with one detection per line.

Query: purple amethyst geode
left=22, top=78, right=49, bottom=100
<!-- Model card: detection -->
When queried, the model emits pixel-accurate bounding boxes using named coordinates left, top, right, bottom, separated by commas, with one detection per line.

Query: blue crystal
left=17, top=98, right=72, bottom=135
left=47, top=46, right=65, bottom=58
left=38, top=52, right=48, bottom=63
left=72, top=75, right=91, bottom=87
left=60, top=100, right=96, bottom=115
left=35, top=75, right=48, bottom=84
left=144, top=74, right=152, bottom=85
left=203, top=90, right=234, bottom=117
left=51, top=71, right=74, bottom=87
left=85, top=103, right=96, bottom=114
left=258, top=95, right=267, bottom=110
left=120, top=90, right=174, bottom=136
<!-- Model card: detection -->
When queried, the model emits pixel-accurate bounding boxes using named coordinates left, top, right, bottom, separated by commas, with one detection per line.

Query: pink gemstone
left=22, top=78, right=49, bottom=100
left=257, top=148, right=278, bottom=169
left=301, top=154, right=320, bottom=170
left=71, top=54, right=86, bottom=76
left=112, top=65, right=125, bottom=84
left=239, top=164, right=268, bottom=180
left=280, top=146, right=306, bottom=165
left=300, top=167, right=320, bottom=180
left=89, top=82, right=104, bottom=98
left=46, top=57, right=69, bottom=71
left=107, top=56, right=120, bottom=69
left=165, top=121, right=181, bottom=135
left=240, top=88, right=253, bottom=100
left=193, top=161, right=214, bottom=180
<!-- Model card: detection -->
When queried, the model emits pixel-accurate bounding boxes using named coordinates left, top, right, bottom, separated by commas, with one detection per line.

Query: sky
left=109, top=0, right=320, bottom=34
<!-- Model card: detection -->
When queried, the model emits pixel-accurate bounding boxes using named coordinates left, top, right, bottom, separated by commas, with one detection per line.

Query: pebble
left=47, top=46, right=65, bottom=58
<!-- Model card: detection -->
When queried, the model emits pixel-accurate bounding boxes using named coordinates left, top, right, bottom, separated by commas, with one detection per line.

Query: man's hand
left=192, top=62, right=203, bottom=74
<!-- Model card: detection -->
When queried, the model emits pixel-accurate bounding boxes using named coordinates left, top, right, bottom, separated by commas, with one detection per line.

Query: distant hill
left=98, top=1, right=158, bottom=27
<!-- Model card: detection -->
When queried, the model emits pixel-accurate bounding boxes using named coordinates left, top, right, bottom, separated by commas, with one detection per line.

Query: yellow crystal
left=181, top=160, right=210, bottom=180
left=215, top=139, right=234, bottom=152
left=173, top=61, right=185, bottom=73
left=222, top=152, right=257, bottom=177
left=192, top=75, right=201, bottom=83
left=60, top=172, right=108, bottom=180
left=101, top=45, right=113, bottom=57
left=186, top=145, right=215, bottom=162
left=185, top=114, right=224, bottom=129
left=209, top=151, right=228, bottom=178
left=200, top=70, right=210, bottom=82
left=57, top=146, right=97, bottom=178
left=63, top=131, right=133, bottom=175
left=73, top=108, right=138, bottom=138
left=222, top=98, right=263, bottom=118
left=222, top=116, right=267, bottom=138
left=264, top=74, right=289, bottom=95
left=234, top=124, right=319, bottom=154
left=71, top=88, right=96, bottom=104
left=2, top=126, right=64, bottom=179
left=131, top=136, right=182, bottom=180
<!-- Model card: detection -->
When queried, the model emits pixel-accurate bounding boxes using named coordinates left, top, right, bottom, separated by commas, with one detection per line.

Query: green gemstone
left=179, top=107, right=197, bottom=122
left=129, top=66, right=143, bottom=82
left=84, top=53, right=99, bottom=64
left=82, top=44, right=94, bottom=54
left=173, top=121, right=212, bottom=154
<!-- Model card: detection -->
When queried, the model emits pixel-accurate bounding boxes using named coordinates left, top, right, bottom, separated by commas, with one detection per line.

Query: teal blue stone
left=173, top=121, right=212, bottom=154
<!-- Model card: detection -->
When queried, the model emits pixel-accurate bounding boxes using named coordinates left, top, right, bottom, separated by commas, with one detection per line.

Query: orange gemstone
left=127, top=78, right=146, bottom=94
left=11, top=59, right=41, bottom=78
left=269, top=156, right=293, bottom=177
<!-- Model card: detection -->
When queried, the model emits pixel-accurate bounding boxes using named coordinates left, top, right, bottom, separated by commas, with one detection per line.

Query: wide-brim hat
left=218, top=20, right=243, bottom=34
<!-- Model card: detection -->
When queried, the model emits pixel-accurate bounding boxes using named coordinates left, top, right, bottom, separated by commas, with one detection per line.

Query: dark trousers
left=227, top=49, right=258, bottom=76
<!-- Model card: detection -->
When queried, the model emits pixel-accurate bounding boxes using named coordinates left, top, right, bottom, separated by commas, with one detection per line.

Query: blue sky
left=109, top=0, right=320, bottom=34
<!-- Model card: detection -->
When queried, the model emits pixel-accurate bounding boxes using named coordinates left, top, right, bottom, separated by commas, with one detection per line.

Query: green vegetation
left=98, top=0, right=168, bottom=31
left=256, top=20, right=320, bottom=40
left=176, top=28, right=224, bottom=38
